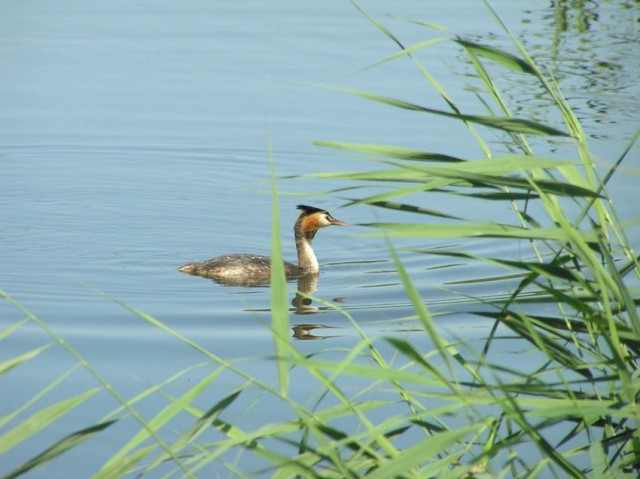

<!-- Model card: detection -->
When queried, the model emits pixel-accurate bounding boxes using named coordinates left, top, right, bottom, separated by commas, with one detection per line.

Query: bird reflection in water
left=290, top=275, right=340, bottom=339
left=292, top=324, right=337, bottom=340
left=184, top=266, right=341, bottom=340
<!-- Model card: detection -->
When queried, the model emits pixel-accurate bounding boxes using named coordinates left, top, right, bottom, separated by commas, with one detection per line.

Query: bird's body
left=178, top=254, right=298, bottom=280
left=178, top=205, right=346, bottom=282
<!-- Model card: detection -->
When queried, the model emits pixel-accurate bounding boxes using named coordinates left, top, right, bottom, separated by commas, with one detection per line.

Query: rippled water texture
left=1, top=1, right=638, bottom=476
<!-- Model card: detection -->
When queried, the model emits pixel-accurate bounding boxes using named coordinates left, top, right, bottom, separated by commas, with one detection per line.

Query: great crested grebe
left=178, top=205, right=347, bottom=281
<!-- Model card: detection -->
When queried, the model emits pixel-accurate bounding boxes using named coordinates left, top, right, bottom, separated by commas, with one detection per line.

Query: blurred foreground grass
left=2, top=2, right=639, bottom=478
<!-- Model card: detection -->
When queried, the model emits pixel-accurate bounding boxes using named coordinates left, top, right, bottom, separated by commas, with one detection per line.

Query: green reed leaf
left=501, top=313, right=594, bottom=379
left=365, top=423, right=488, bottom=479
left=0, top=344, right=51, bottom=377
left=455, top=38, right=536, bottom=74
left=321, top=85, right=570, bottom=136
left=90, top=446, right=156, bottom=479
left=114, top=369, right=227, bottom=477
left=0, top=319, right=28, bottom=342
left=2, top=420, right=117, bottom=479
left=358, top=200, right=462, bottom=220
left=267, top=123, right=291, bottom=396
left=0, top=387, right=102, bottom=456
left=389, top=161, right=601, bottom=197
left=314, top=141, right=464, bottom=162
left=186, top=389, right=243, bottom=442
left=365, top=222, right=598, bottom=243
left=423, top=249, right=579, bottom=282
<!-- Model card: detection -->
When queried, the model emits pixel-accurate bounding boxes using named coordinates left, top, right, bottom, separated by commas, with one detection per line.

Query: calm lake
left=2, top=0, right=638, bottom=477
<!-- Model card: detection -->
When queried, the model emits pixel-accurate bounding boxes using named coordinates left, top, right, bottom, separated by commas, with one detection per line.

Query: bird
left=178, top=204, right=347, bottom=283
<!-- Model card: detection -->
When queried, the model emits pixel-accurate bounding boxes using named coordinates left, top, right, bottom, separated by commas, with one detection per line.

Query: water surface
left=1, top=0, right=638, bottom=476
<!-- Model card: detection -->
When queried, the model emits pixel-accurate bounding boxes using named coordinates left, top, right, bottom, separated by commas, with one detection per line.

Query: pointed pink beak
left=329, top=218, right=348, bottom=227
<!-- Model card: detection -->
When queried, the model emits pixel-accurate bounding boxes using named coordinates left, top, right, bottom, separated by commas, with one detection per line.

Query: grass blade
left=0, top=345, right=51, bottom=377
left=0, top=388, right=102, bottom=455
left=320, top=85, right=570, bottom=137
left=2, top=420, right=116, bottom=479
left=267, top=123, right=291, bottom=396
left=454, top=38, right=536, bottom=74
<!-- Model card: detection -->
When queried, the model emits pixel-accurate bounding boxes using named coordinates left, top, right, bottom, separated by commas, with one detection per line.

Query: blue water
left=1, top=1, right=638, bottom=477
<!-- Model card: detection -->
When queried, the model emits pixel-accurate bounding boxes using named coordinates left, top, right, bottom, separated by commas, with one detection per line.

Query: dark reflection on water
left=291, top=324, right=339, bottom=340
left=499, top=1, right=639, bottom=139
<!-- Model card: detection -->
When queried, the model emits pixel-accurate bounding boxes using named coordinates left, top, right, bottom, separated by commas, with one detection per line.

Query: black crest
left=296, top=204, right=327, bottom=215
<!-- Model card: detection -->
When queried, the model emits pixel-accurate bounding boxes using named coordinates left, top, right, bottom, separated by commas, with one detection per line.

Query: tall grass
left=2, top=3, right=639, bottom=479
left=310, top=2, right=640, bottom=477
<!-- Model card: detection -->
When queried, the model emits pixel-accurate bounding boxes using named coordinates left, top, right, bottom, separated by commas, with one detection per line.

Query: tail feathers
left=178, top=263, right=197, bottom=274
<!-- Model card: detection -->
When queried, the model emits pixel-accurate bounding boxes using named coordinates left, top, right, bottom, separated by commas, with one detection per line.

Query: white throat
left=297, top=237, right=319, bottom=273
